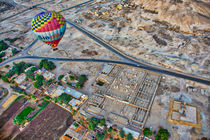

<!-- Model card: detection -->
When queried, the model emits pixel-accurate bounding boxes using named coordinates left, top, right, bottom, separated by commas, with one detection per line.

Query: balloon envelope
left=31, top=11, right=66, bottom=48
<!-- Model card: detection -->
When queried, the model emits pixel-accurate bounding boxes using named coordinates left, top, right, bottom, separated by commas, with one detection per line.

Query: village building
left=69, top=99, right=83, bottom=110
left=64, top=87, right=83, bottom=99
left=43, top=71, right=56, bottom=81
left=100, top=63, right=114, bottom=76
left=35, top=69, right=43, bottom=75
left=43, top=84, right=56, bottom=95
left=14, top=73, right=26, bottom=85
left=63, top=121, right=87, bottom=140
left=52, top=85, right=65, bottom=97
left=18, top=82, right=32, bottom=90
left=61, top=73, right=70, bottom=83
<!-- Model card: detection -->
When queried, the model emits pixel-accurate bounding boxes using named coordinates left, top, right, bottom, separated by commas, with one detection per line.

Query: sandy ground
left=2, top=95, right=17, bottom=108
left=29, top=26, right=121, bottom=61
left=145, top=76, right=210, bottom=140
left=0, top=1, right=210, bottom=139
left=60, top=0, right=210, bottom=78
left=1, top=0, right=209, bottom=78
left=53, top=61, right=103, bottom=96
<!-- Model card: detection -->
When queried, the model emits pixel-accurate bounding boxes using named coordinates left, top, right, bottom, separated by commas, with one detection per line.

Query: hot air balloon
left=31, top=11, right=66, bottom=49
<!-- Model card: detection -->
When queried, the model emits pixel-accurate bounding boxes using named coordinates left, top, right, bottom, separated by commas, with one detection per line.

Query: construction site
left=81, top=64, right=161, bottom=129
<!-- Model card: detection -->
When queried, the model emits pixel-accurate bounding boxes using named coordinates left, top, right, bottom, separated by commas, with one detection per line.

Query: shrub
left=155, top=128, right=170, bottom=140
left=53, top=97, right=58, bottom=103
left=119, top=130, right=125, bottom=138
left=39, top=59, right=56, bottom=70
left=58, top=75, right=64, bottom=81
left=57, top=93, right=73, bottom=104
left=69, top=75, right=74, bottom=80
left=96, top=133, right=105, bottom=140
left=126, top=133, right=133, bottom=140
left=107, top=127, right=112, bottom=133
left=12, top=48, right=19, bottom=56
left=80, top=120, right=84, bottom=124
left=88, top=117, right=100, bottom=130
left=76, top=82, right=82, bottom=89
left=4, top=65, right=9, bottom=68
left=79, top=75, right=87, bottom=84
left=0, top=40, right=9, bottom=52
left=33, top=81, right=43, bottom=89
left=99, top=118, right=106, bottom=126
left=143, top=128, right=153, bottom=136
left=74, top=122, right=79, bottom=127
left=25, top=67, right=37, bottom=81
left=1, top=76, right=9, bottom=82
left=0, top=51, right=5, bottom=58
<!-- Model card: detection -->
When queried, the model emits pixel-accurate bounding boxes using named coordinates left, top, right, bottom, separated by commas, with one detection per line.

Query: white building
left=14, top=73, right=26, bottom=85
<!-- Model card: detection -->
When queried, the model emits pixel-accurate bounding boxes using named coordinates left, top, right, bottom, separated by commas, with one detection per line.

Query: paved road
left=0, top=0, right=54, bottom=22
left=0, top=2, right=210, bottom=85
left=37, top=0, right=93, bottom=12
left=1, top=55, right=210, bottom=85
left=58, top=0, right=93, bottom=13
left=65, top=20, right=210, bottom=85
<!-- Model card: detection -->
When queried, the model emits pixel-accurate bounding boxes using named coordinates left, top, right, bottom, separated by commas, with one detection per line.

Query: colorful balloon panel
left=31, top=11, right=66, bottom=48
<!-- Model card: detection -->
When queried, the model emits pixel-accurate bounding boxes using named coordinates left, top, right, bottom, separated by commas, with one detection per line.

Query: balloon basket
left=53, top=48, right=59, bottom=51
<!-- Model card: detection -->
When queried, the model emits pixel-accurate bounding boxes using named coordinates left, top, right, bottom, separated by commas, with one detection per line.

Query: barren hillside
left=135, top=0, right=210, bottom=32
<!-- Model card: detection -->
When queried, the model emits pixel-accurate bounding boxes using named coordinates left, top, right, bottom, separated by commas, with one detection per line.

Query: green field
left=14, top=106, right=34, bottom=125
left=28, top=100, right=49, bottom=121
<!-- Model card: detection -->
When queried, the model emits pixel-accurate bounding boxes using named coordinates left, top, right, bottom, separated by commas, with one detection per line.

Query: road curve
left=0, top=3, right=210, bottom=85
left=65, top=20, right=210, bottom=85
left=1, top=56, right=209, bottom=85
left=58, top=0, right=93, bottom=13
left=0, top=0, right=54, bottom=22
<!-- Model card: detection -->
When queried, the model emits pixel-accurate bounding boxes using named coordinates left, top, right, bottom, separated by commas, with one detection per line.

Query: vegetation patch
left=143, top=128, right=153, bottom=136
left=88, top=117, right=100, bottom=130
left=13, top=106, right=34, bottom=125
left=5, top=37, right=20, bottom=43
left=4, top=62, right=33, bottom=78
left=67, top=74, right=87, bottom=89
left=155, top=128, right=170, bottom=140
left=57, top=93, right=73, bottom=104
left=0, top=40, right=9, bottom=52
left=25, top=66, right=37, bottom=81
left=12, top=48, right=20, bottom=56
left=33, top=74, right=44, bottom=89
left=10, top=85, right=27, bottom=95
left=28, top=100, right=49, bottom=121
left=39, top=59, right=56, bottom=71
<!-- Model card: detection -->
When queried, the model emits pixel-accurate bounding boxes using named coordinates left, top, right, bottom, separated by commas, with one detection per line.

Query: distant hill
left=135, top=0, right=210, bottom=32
